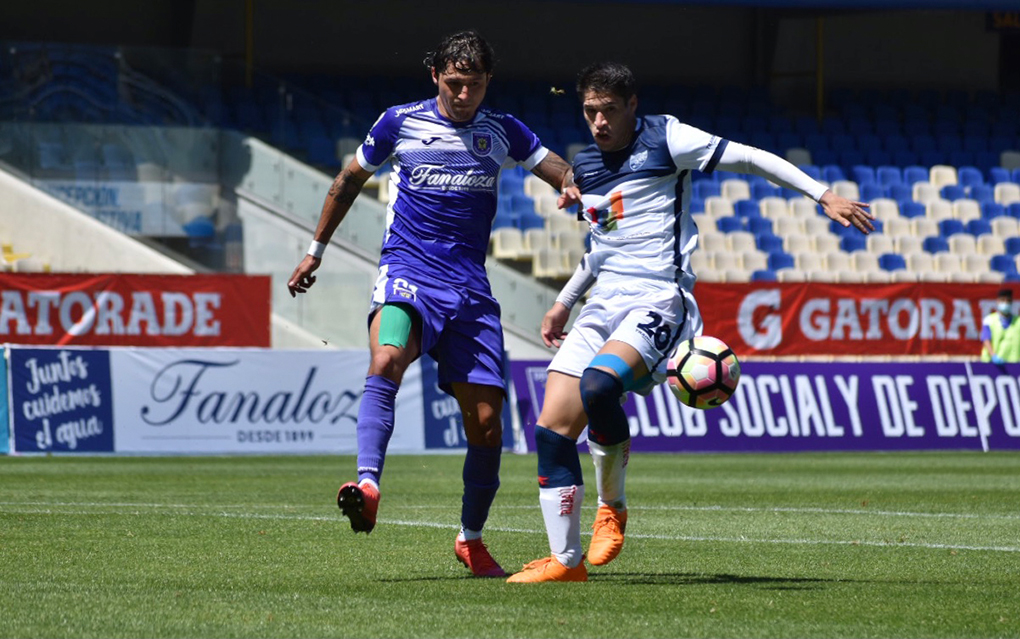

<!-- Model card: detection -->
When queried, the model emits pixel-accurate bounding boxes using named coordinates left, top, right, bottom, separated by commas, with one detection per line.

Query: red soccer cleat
left=454, top=537, right=507, bottom=577
left=337, top=481, right=379, bottom=533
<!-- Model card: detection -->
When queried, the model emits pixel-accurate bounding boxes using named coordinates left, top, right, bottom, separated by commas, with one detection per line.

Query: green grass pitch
left=1, top=452, right=1018, bottom=638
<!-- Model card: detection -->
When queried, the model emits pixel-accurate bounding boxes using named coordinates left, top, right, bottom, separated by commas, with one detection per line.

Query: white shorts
left=548, top=274, right=703, bottom=394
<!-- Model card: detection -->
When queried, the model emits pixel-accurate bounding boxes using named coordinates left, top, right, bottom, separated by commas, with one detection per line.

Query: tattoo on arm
left=537, top=154, right=572, bottom=190
left=329, top=168, right=366, bottom=207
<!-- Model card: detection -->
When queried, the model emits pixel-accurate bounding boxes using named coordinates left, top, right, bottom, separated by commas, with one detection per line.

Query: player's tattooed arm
left=532, top=152, right=582, bottom=210
left=316, top=159, right=373, bottom=241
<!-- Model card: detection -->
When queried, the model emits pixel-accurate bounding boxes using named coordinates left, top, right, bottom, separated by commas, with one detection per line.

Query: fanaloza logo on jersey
left=629, top=149, right=648, bottom=171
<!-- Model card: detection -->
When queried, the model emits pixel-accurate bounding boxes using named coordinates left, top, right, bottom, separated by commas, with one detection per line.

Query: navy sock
left=535, top=426, right=583, bottom=488
left=461, top=444, right=501, bottom=531
left=580, top=368, right=630, bottom=446
left=356, top=375, right=399, bottom=486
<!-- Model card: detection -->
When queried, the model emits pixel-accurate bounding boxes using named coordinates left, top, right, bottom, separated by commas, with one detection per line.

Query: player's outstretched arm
left=530, top=152, right=582, bottom=209
left=287, top=158, right=372, bottom=297
left=542, top=256, right=595, bottom=347
left=714, top=141, right=873, bottom=234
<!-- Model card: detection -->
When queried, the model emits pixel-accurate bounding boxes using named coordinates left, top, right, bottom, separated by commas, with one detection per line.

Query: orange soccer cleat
left=337, top=481, right=380, bottom=534
left=588, top=504, right=627, bottom=566
left=506, top=556, right=588, bottom=583
left=454, top=537, right=507, bottom=577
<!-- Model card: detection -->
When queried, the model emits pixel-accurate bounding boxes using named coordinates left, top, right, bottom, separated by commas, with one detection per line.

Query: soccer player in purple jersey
left=508, top=62, right=873, bottom=583
left=287, top=31, right=580, bottom=577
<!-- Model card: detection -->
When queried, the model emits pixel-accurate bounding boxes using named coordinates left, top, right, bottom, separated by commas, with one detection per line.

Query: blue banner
left=9, top=348, right=115, bottom=453
left=421, top=353, right=515, bottom=450
left=0, top=353, right=8, bottom=454
left=510, top=360, right=1020, bottom=452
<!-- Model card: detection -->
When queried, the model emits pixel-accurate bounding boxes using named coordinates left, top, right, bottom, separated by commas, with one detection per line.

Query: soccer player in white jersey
left=288, top=31, right=579, bottom=578
left=507, top=62, right=873, bottom=583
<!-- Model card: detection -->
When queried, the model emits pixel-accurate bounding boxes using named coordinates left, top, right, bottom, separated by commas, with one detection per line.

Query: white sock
left=458, top=527, right=481, bottom=542
left=588, top=439, right=629, bottom=511
left=539, top=484, right=585, bottom=568
left=358, top=478, right=379, bottom=492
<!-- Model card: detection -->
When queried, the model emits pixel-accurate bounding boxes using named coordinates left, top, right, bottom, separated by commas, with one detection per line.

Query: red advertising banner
left=0, top=273, right=270, bottom=347
left=698, top=282, right=1007, bottom=357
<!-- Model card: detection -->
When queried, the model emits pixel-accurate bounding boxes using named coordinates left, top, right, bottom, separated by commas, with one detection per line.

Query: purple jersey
left=357, top=98, right=548, bottom=293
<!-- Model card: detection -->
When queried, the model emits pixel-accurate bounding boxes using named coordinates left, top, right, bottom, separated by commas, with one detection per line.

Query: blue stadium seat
left=991, top=254, right=1019, bottom=275
left=821, top=164, right=846, bottom=183
left=840, top=235, right=867, bottom=252
left=892, top=150, right=921, bottom=168
left=857, top=134, right=883, bottom=154
left=937, top=220, right=966, bottom=238
left=519, top=210, right=545, bottom=231
left=751, top=269, right=778, bottom=282
left=860, top=183, right=888, bottom=202
left=1009, top=203, right=1020, bottom=219
left=736, top=200, right=762, bottom=218
left=695, top=181, right=722, bottom=199
left=911, top=134, right=937, bottom=154
left=885, top=134, right=910, bottom=154
left=890, top=183, right=914, bottom=203
left=798, top=164, right=822, bottom=180
left=879, top=253, right=907, bottom=272
left=967, top=219, right=993, bottom=237
left=970, top=184, right=995, bottom=204
left=751, top=182, right=780, bottom=200
left=1005, top=238, right=1020, bottom=256
left=511, top=193, right=536, bottom=215
left=716, top=216, right=744, bottom=233
left=937, top=134, right=963, bottom=154
left=876, top=166, right=903, bottom=186
left=982, top=202, right=1007, bottom=220
left=747, top=216, right=772, bottom=234
left=851, top=165, right=876, bottom=185
left=870, top=218, right=885, bottom=234
left=903, top=166, right=929, bottom=186
left=1012, top=168, right=1020, bottom=184
left=924, top=236, right=951, bottom=253
left=756, top=233, right=784, bottom=254
left=958, top=166, right=985, bottom=188
left=865, top=149, right=893, bottom=167
left=689, top=195, right=705, bottom=214
left=989, top=167, right=1011, bottom=185
left=492, top=211, right=518, bottom=230
left=767, top=252, right=795, bottom=271
left=830, top=133, right=855, bottom=153
left=949, top=151, right=976, bottom=168
left=940, top=184, right=967, bottom=201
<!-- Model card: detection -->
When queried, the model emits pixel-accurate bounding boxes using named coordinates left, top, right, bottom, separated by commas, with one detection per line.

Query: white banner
left=110, top=348, right=423, bottom=454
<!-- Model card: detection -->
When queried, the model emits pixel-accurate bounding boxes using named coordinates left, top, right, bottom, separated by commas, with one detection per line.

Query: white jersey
left=572, top=114, right=727, bottom=292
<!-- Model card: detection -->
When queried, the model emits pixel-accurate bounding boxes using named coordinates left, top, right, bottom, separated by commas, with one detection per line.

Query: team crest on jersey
left=391, top=277, right=418, bottom=302
left=629, top=150, right=648, bottom=171
left=471, top=133, right=493, bottom=157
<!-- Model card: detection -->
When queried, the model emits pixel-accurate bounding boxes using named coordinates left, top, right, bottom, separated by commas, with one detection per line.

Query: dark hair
left=424, top=30, right=496, bottom=75
left=576, top=62, right=637, bottom=102
left=999, top=288, right=1014, bottom=299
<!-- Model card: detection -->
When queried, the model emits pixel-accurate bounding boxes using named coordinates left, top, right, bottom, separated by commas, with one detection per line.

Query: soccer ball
left=666, top=335, right=741, bottom=410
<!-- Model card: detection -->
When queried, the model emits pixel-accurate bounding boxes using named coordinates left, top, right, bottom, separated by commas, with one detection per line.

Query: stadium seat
left=989, top=167, right=1011, bottom=185
left=728, top=231, right=757, bottom=253
left=876, top=166, right=902, bottom=186
left=966, top=218, right=993, bottom=237
left=937, top=220, right=966, bottom=238
left=743, top=252, right=769, bottom=272
left=902, top=166, right=929, bottom=186
left=899, top=200, right=926, bottom=219
left=1004, top=237, right=1020, bottom=256
left=970, top=184, right=995, bottom=204
left=940, top=184, right=967, bottom=201
left=790, top=199, right=820, bottom=218
left=990, top=254, right=1019, bottom=275
left=913, top=182, right=941, bottom=204
left=796, top=253, right=825, bottom=271
left=813, top=234, right=840, bottom=254
left=1010, top=203, right=1020, bottom=219
left=832, top=181, right=860, bottom=200
left=868, top=234, right=896, bottom=254
left=773, top=217, right=804, bottom=237
left=490, top=227, right=525, bottom=260
left=756, top=233, right=784, bottom=254
left=840, top=235, right=867, bottom=252
left=953, top=200, right=981, bottom=222
left=735, top=200, right=761, bottom=219
left=751, top=269, right=777, bottom=282
left=695, top=181, right=722, bottom=199
left=992, top=217, right=1020, bottom=239
left=889, top=183, right=914, bottom=203
left=963, top=254, right=991, bottom=273
left=930, top=165, right=958, bottom=188
left=927, top=199, right=953, bottom=220
left=747, top=216, right=773, bottom=236
left=860, top=183, right=888, bottom=202
left=870, top=198, right=900, bottom=220
left=934, top=253, right=964, bottom=274
left=822, top=165, right=846, bottom=183
left=851, top=165, right=876, bottom=185
left=716, top=216, right=744, bottom=233
left=826, top=252, right=853, bottom=272
left=767, top=252, right=795, bottom=271
left=996, top=183, right=1020, bottom=206
left=958, top=166, right=985, bottom=189
left=948, top=238, right=978, bottom=261
left=722, top=179, right=751, bottom=202
left=751, top=182, right=781, bottom=200
left=878, top=253, right=907, bottom=272
left=977, top=235, right=1006, bottom=255
left=896, top=236, right=924, bottom=255
left=912, top=217, right=940, bottom=238
left=924, top=236, right=952, bottom=253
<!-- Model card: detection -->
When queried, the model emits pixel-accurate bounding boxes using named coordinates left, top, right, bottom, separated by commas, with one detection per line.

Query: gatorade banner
left=698, top=282, right=1007, bottom=357
left=509, top=360, right=1020, bottom=453
left=0, top=273, right=270, bottom=347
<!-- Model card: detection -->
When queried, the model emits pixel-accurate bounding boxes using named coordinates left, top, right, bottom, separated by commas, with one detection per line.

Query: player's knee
left=367, top=350, right=405, bottom=382
left=580, top=367, right=624, bottom=416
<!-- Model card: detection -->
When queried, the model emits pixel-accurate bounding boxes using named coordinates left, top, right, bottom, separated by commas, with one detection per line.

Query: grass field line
left=4, top=504, right=1020, bottom=554
left=3, top=500, right=1019, bottom=521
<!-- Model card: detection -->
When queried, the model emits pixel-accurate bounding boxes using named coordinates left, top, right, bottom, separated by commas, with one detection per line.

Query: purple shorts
left=370, top=264, right=505, bottom=396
